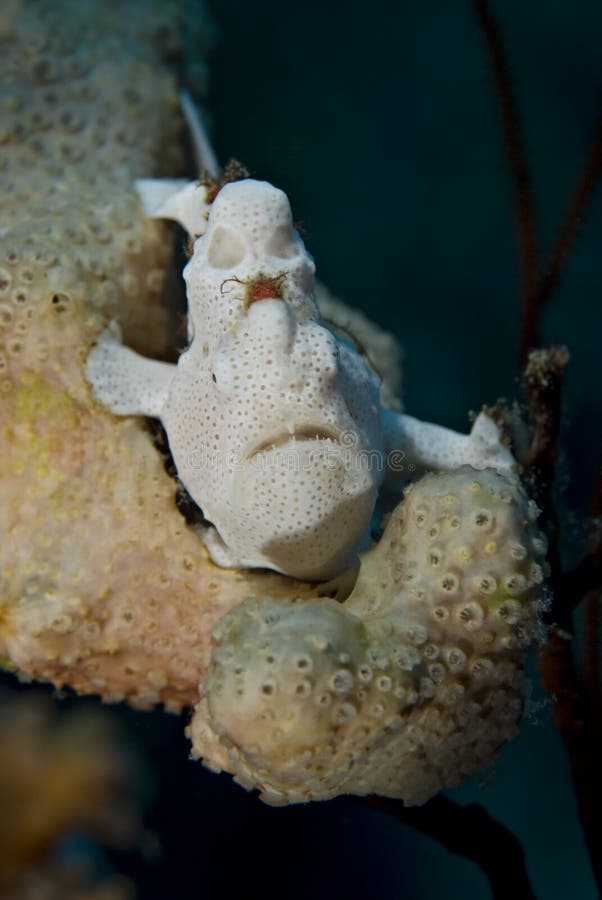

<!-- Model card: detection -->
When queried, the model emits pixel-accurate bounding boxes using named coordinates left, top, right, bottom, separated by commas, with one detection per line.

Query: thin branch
left=519, top=356, right=602, bottom=896
left=473, top=5, right=602, bottom=893
left=538, top=630, right=602, bottom=891
left=515, top=351, right=602, bottom=894
left=519, top=346, right=569, bottom=613
left=561, top=546, right=602, bottom=616
left=520, top=346, right=568, bottom=470
left=366, top=795, right=537, bottom=900
left=534, top=116, right=602, bottom=334
left=474, top=3, right=602, bottom=362
left=472, top=0, right=541, bottom=355
left=583, top=459, right=602, bottom=734
left=584, top=591, right=601, bottom=738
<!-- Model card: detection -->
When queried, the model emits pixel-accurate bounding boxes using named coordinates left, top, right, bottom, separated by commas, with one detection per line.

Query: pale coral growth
left=0, top=689, right=140, bottom=894
left=0, top=0, right=318, bottom=712
left=0, top=870, right=134, bottom=900
left=0, top=0, right=547, bottom=813
left=0, top=367, right=315, bottom=710
left=190, top=467, right=547, bottom=805
left=0, top=0, right=198, bottom=370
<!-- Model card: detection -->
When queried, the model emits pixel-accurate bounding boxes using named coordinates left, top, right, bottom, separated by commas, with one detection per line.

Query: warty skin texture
left=87, top=174, right=515, bottom=581
left=87, top=179, right=387, bottom=580
left=0, top=0, right=547, bottom=806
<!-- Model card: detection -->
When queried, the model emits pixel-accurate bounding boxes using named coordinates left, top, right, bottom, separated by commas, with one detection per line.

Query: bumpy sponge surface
left=0, top=1, right=548, bottom=809
left=190, top=467, right=547, bottom=805
left=0, top=0, right=317, bottom=712
left=0, top=0, right=210, bottom=375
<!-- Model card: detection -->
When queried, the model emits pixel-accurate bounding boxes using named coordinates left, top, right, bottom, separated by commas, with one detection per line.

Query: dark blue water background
left=3, top=2, right=599, bottom=897
left=203, top=2, right=600, bottom=898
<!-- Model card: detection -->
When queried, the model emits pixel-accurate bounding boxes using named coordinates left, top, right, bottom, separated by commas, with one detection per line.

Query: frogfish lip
left=246, top=426, right=341, bottom=461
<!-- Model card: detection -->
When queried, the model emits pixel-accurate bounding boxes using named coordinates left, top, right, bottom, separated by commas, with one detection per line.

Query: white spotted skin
left=86, top=178, right=514, bottom=581
left=183, top=179, right=317, bottom=345
left=165, top=182, right=385, bottom=580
